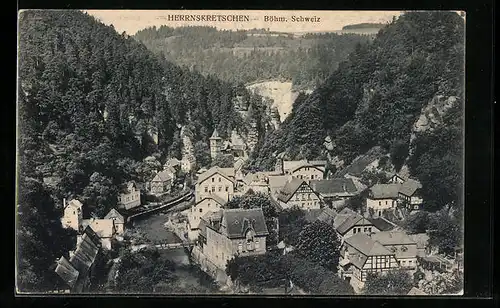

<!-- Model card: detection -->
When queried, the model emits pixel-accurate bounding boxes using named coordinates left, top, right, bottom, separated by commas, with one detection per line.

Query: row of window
left=352, top=227, right=372, bottom=234
left=378, top=200, right=396, bottom=206
left=295, top=193, right=315, bottom=201
left=211, top=177, right=224, bottom=183
left=120, top=193, right=139, bottom=203
left=299, top=201, right=318, bottom=208
left=204, top=186, right=230, bottom=192
left=296, top=173, right=321, bottom=180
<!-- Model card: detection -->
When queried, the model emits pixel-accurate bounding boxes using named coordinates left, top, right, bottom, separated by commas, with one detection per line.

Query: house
left=398, top=179, right=423, bottom=210
left=241, top=172, right=270, bottom=195
left=268, top=174, right=293, bottom=200
left=370, top=231, right=418, bottom=269
left=195, top=166, right=236, bottom=203
left=408, top=233, right=430, bottom=256
left=210, top=129, right=248, bottom=159
left=187, top=195, right=227, bottom=239
left=180, top=157, right=194, bottom=173
left=309, top=178, right=358, bottom=207
left=276, top=178, right=322, bottom=210
left=60, top=199, right=83, bottom=231
left=366, top=184, right=401, bottom=217
left=198, top=208, right=269, bottom=269
left=118, top=181, right=141, bottom=210
left=81, top=218, right=116, bottom=250
left=54, top=226, right=101, bottom=293
left=338, top=232, right=400, bottom=290
left=150, top=170, right=174, bottom=195
left=333, top=207, right=380, bottom=242
left=104, top=209, right=125, bottom=235
left=164, top=158, right=181, bottom=171
left=407, top=287, right=428, bottom=296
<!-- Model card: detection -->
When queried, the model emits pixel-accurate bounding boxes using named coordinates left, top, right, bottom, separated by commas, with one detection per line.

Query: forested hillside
left=133, top=26, right=371, bottom=90
left=248, top=12, right=464, bottom=214
left=17, top=10, right=270, bottom=291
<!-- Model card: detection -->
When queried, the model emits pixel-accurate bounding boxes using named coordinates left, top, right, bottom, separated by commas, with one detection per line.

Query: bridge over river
left=126, top=190, right=193, bottom=223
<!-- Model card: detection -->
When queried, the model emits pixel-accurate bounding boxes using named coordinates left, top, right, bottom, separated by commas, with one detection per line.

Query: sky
left=85, top=10, right=403, bottom=35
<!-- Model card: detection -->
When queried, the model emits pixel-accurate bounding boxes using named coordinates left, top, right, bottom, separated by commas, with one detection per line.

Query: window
left=212, top=178, right=215, bottom=182
left=353, top=228, right=357, bottom=234
left=226, top=186, right=229, bottom=192
left=296, top=195, right=300, bottom=201
left=368, top=227, right=372, bottom=232
left=218, top=186, right=222, bottom=192
left=255, top=239, right=260, bottom=249
left=302, top=203, right=305, bottom=207
left=219, top=177, right=221, bottom=182
left=379, top=201, right=381, bottom=206
left=308, top=193, right=311, bottom=200
left=73, top=211, right=75, bottom=215
left=212, top=186, right=215, bottom=192
left=238, top=243, right=243, bottom=252
left=199, top=208, right=202, bottom=213
left=364, top=228, right=367, bottom=232
left=204, top=186, right=208, bottom=192
left=385, top=201, right=388, bottom=205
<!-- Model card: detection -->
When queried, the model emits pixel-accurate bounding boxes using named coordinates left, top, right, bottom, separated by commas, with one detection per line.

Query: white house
left=81, top=218, right=116, bottom=250
left=276, top=178, right=322, bottom=210
left=61, top=199, right=83, bottom=231
left=118, top=181, right=141, bottom=210
left=187, top=195, right=227, bottom=240
left=104, top=209, right=125, bottom=235
left=398, top=179, right=423, bottom=210
left=195, top=166, right=235, bottom=203
left=366, top=184, right=401, bottom=217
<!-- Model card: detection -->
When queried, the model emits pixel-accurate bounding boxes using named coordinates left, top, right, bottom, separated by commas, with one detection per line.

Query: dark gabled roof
left=82, top=226, right=102, bottom=248
left=222, top=208, right=269, bottom=239
left=336, top=214, right=374, bottom=235
left=398, top=179, right=422, bottom=197
left=369, top=184, right=401, bottom=199
left=69, top=234, right=99, bottom=275
left=104, top=209, right=125, bottom=224
left=368, top=217, right=395, bottom=232
left=277, top=178, right=306, bottom=203
left=344, top=233, right=393, bottom=256
left=310, top=178, right=357, bottom=195
left=54, top=256, right=79, bottom=289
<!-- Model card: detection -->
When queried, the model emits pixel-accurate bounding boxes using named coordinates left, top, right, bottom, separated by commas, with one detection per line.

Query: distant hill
left=133, top=27, right=371, bottom=90
left=342, top=23, right=386, bottom=30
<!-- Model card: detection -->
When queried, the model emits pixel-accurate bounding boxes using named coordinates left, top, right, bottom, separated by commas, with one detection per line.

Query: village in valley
left=54, top=127, right=463, bottom=295
left=17, top=10, right=465, bottom=296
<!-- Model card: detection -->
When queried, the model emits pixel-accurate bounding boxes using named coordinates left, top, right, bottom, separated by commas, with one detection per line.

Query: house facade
left=61, top=199, right=83, bottom=231
left=309, top=178, right=358, bottom=207
left=276, top=178, right=322, bottom=210
left=366, top=184, right=401, bottom=217
left=398, top=179, right=423, bottom=210
left=198, top=208, right=269, bottom=269
left=104, top=209, right=125, bottom=235
left=118, top=181, right=141, bottom=210
left=195, top=167, right=235, bottom=203
left=371, top=231, right=418, bottom=269
left=81, top=218, right=116, bottom=250
left=333, top=208, right=380, bottom=243
left=188, top=195, right=226, bottom=233
left=338, top=232, right=400, bottom=290
left=150, top=170, right=174, bottom=195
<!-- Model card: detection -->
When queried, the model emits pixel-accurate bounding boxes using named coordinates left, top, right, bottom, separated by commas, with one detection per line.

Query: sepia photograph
left=16, top=9, right=465, bottom=296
